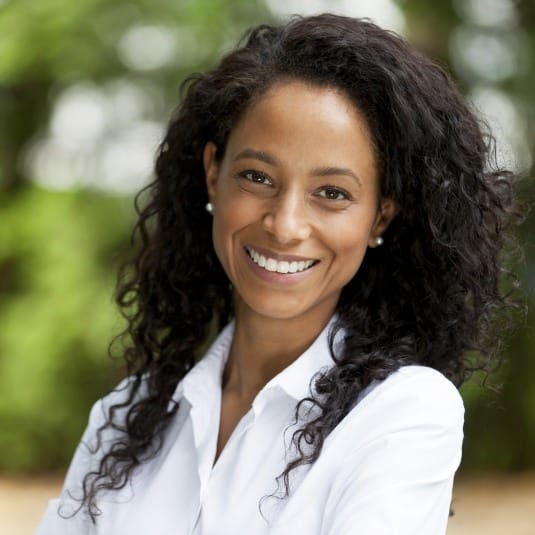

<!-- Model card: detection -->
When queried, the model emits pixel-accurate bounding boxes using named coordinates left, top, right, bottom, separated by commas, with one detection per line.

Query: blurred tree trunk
left=0, top=80, right=50, bottom=190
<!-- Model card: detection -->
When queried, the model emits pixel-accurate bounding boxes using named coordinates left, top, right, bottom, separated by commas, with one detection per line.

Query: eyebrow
left=234, top=148, right=278, bottom=166
left=311, top=166, right=362, bottom=188
left=234, top=148, right=362, bottom=187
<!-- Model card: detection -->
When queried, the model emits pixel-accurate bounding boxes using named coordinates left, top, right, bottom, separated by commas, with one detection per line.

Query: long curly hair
left=79, top=14, right=522, bottom=520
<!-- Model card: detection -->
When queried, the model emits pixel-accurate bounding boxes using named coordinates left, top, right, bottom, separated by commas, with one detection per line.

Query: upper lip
left=244, top=245, right=319, bottom=263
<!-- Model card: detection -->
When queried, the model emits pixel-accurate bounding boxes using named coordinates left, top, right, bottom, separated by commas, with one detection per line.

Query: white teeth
left=246, top=247, right=316, bottom=274
left=265, top=259, right=277, bottom=272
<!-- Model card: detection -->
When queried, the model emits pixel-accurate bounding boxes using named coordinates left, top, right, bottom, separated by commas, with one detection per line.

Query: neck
left=222, top=298, right=335, bottom=400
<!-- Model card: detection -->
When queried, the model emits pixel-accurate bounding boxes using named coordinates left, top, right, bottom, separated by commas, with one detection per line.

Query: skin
left=203, top=81, right=397, bottom=462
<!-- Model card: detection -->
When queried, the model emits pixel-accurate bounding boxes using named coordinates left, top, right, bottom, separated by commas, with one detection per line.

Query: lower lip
left=243, top=248, right=318, bottom=286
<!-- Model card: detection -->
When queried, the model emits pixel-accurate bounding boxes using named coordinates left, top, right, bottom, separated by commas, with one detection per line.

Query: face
left=204, top=81, right=396, bottom=324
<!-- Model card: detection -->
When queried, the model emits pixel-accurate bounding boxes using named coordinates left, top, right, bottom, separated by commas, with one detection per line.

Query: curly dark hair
left=78, top=14, right=522, bottom=520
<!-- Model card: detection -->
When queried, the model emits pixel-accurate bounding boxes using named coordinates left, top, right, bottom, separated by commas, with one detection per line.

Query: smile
left=245, top=246, right=318, bottom=274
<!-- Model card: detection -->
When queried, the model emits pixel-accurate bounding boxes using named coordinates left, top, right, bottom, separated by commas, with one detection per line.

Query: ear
left=203, top=142, right=219, bottom=203
left=368, top=197, right=398, bottom=248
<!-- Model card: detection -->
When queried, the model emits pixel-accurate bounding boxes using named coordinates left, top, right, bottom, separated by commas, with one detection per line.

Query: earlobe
left=203, top=142, right=219, bottom=201
left=369, top=198, right=398, bottom=247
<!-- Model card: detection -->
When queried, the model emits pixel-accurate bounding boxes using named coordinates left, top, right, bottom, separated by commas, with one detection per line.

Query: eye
left=238, top=170, right=272, bottom=185
left=317, top=186, right=352, bottom=201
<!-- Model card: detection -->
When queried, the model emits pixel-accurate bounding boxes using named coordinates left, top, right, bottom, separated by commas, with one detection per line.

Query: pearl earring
left=205, top=202, right=213, bottom=214
left=375, top=236, right=384, bottom=246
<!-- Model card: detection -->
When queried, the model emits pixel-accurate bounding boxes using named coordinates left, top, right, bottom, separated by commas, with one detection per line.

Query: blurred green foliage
left=0, top=0, right=533, bottom=473
left=0, top=188, right=130, bottom=470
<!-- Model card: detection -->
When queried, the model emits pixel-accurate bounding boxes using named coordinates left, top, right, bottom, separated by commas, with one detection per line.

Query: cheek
left=213, top=187, right=262, bottom=239
left=211, top=214, right=232, bottom=262
left=211, top=201, right=251, bottom=267
left=329, top=225, right=373, bottom=279
left=338, top=239, right=368, bottom=274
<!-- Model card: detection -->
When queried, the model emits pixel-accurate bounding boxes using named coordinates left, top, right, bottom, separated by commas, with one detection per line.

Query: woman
left=37, top=13, right=520, bottom=535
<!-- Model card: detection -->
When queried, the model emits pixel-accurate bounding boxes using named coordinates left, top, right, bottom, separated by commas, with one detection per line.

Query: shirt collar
left=169, top=315, right=341, bottom=411
left=169, top=322, right=234, bottom=411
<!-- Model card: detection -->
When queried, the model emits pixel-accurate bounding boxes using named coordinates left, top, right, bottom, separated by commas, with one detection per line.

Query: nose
left=262, top=191, right=311, bottom=244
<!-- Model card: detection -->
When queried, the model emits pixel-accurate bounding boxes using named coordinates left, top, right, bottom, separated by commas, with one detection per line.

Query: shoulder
left=63, top=376, right=148, bottom=480
left=358, top=365, right=463, bottom=419
left=35, top=377, right=147, bottom=532
left=84, top=376, right=146, bottom=440
left=329, top=365, right=464, bottom=453
left=319, top=365, right=465, bottom=492
left=315, top=368, right=465, bottom=534
left=52, top=377, right=148, bottom=501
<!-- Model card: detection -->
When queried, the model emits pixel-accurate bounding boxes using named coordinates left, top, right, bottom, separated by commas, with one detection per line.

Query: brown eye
left=318, top=187, right=351, bottom=201
left=239, top=170, right=272, bottom=185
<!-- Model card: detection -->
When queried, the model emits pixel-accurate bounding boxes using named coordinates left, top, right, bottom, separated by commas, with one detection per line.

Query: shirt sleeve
left=321, top=367, right=464, bottom=535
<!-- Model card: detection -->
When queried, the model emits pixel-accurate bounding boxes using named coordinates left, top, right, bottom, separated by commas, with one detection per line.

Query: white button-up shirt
left=37, top=318, right=464, bottom=535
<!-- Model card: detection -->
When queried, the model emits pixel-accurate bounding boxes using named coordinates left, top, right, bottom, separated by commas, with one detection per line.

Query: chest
left=214, top=391, right=255, bottom=466
left=96, top=393, right=330, bottom=535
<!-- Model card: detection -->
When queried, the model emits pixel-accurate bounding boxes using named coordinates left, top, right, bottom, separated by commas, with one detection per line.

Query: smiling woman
left=36, top=13, right=521, bottom=535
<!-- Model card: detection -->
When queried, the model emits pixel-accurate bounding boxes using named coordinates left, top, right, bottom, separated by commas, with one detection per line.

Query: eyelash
left=237, top=170, right=352, bottom=202
left=238, top=170, right=271, bottom=184
left=317, top=186, right=351, bottom=201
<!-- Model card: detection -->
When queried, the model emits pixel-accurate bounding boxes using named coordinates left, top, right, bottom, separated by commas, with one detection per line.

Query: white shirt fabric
left=36, top=317, right=464, bottom=535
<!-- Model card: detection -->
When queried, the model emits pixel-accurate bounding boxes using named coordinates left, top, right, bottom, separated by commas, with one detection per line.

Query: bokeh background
left=0, top=0, right=533, bottom=533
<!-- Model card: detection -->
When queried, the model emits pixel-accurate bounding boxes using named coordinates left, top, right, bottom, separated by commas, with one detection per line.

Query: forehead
left=233, top=80, right=368, bottom=137
left=223, top=81, right=378, bottom=184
